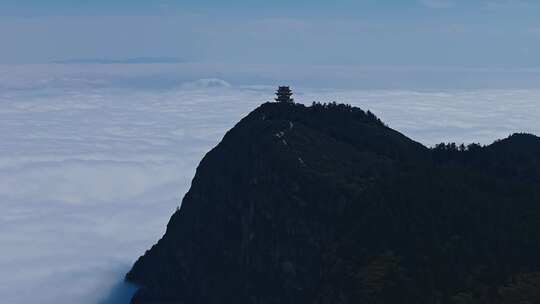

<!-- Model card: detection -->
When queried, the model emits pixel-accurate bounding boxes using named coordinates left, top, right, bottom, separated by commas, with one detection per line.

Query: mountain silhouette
left=126, top=101, right=540, bottom=304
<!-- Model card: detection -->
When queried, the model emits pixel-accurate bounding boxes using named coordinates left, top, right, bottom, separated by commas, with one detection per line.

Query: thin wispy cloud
left=482, top=0, right=532, bottom=9
left=419, top=0, right=455, bottom=9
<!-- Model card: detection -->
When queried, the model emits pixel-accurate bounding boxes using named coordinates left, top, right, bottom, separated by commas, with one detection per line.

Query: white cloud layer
left=0, top=65, right=539, bottom=303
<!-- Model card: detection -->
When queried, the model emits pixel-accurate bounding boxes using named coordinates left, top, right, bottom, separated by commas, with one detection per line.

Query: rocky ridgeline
left=126, top=101, right=540, bottom=304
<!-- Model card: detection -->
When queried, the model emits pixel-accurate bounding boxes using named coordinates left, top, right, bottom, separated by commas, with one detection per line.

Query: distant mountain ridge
left=53, top=57, right=184, bottom=64
left=126, top=101, right=540, bottom=304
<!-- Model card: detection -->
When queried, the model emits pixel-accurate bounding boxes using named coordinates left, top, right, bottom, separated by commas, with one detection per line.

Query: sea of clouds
left=1, top=64, right=540, bottom=304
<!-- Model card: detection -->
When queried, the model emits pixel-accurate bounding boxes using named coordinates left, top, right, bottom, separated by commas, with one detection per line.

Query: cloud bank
left=1, top=65, right=540, bottom=303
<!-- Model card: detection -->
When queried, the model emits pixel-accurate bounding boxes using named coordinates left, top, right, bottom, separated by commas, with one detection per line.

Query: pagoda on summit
left=275, top=86, right=294, bottom=103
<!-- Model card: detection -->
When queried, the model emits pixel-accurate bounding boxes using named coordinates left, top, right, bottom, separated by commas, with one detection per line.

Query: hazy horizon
left=5, top=62, right=540, bottom=91
left=3, top=1, right=540, bottom=71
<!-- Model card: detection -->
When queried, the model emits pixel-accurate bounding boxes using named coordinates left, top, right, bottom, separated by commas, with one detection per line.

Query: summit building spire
left=275, top=86, right=294, bottom=103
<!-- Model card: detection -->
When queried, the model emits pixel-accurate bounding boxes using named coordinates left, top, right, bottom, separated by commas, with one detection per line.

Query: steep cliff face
left=126, top=102, right=540, bottom=304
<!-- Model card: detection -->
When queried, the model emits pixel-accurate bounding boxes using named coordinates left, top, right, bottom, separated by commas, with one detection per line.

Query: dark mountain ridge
left=126, top=102, right=540, bottom=304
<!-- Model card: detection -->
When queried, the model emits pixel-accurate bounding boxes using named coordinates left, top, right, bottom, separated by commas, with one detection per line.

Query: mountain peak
left=126, top=100, right=540, bottom=304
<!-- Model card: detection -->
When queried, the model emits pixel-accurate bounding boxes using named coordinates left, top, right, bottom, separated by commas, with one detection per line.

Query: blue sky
left=1, top=0, right=540, bottom=67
